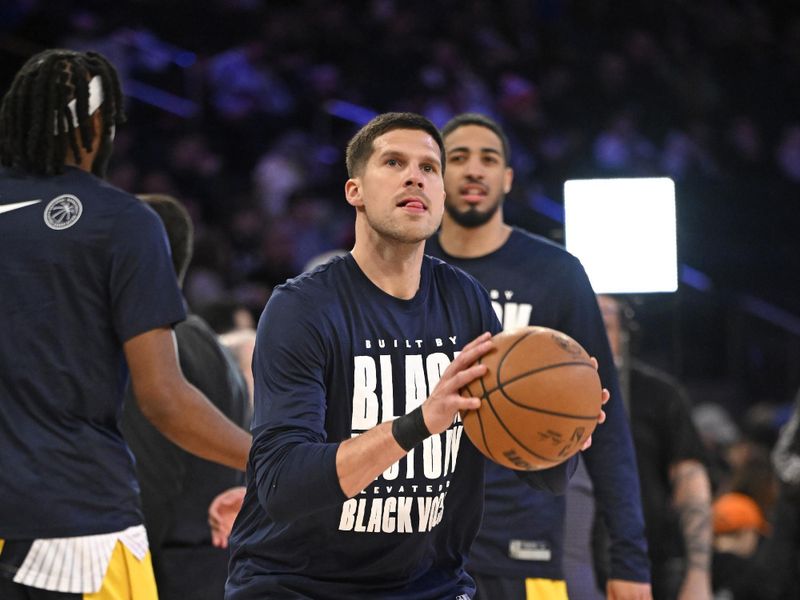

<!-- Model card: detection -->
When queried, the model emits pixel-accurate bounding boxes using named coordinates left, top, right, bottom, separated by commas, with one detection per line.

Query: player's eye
left=449, top=154, right=465, bottom=163
left=422, top=164, right=435, bottom=173
left=387, top=158, right=399, bottom=167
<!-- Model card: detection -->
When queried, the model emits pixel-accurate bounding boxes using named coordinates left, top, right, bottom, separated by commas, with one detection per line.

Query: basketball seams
left=461, top=382, right=499, bottom=462
left=494, top=328, right=535, bottom=393
left=480, top=390, right=560, bottom=466
left=460, top=326, right=600, bottom=471
left=500, top=403, right=599, bottom=420
left=493, top=361, right=599, bottom=418
left=473, top=406, right=498, bottom=463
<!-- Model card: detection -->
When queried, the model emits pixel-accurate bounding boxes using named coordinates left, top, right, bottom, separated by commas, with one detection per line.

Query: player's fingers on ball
left=452, top=363, right=487, bottom=388
left=601, top=388, right=610, bottom=404
left=456, top=338, right=493, bottom=364
left=463, top=331, right=492, bottom=350
left=456, top=395, right=481, bottom=411
left=597, top=408, right=606, bottom=424
left=455, top=338, right=494, bottom=365
left=581, top=435, right=593, bottom=451
left=589, top=356, right=599, bottom=370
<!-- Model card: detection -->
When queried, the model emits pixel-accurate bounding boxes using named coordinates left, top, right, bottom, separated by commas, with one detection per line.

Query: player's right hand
left=421, top=331, right=494, bottom=435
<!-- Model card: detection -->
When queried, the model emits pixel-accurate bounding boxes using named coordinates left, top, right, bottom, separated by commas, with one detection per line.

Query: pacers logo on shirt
left=489, top=289, right=532, bottom=332
left=44, top=194, right=83, bottom=230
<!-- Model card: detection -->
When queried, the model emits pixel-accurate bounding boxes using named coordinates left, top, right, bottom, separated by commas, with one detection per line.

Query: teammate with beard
left=225, top=112, right=605, bottom=599
left=0, top=50, right=250, bottom=599
left=426, top=113, right=652, bottom=600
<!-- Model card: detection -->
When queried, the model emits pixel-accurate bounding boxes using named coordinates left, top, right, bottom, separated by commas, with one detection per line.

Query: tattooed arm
left=670, top=459, right=713, bottom=600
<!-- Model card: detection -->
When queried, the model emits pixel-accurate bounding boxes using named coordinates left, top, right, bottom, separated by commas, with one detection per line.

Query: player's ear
left=503, top=167, right=514, bottom=195
left=345, top=178, right=363, bottom=207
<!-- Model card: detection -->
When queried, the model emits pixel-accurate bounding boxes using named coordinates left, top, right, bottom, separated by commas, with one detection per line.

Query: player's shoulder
left=509, top=227, right=578, bottom=262
left=55, top=167, right=139, bottom=207
left=0, top=166, right=157, bottom=236
left=427, top=253, right=484, bottom=289
left=270, top=254, right=349, bottom=309
left=1, top=165, right=135, bottom=205
left=426, top=254, right=493, bottom=309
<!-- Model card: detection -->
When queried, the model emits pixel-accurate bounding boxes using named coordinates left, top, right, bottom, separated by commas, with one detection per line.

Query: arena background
left=3, top=0, right=799, bottom=441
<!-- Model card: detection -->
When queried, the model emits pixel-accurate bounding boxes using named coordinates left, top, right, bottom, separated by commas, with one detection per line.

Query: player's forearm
left=252, top=430, right=345, bottom=522
left=125, top=328, right=251, bottom=470
left=249, top=413, right=418, bottom=521
left=671, top=459, right=713, bottom=573
left=143, top=380, right=251, bottom=470
left=336, top=420, right=410, bottom=498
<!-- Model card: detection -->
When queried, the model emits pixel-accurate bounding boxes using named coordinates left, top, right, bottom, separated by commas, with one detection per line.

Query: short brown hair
left=345, top=112, right=445, bottom=177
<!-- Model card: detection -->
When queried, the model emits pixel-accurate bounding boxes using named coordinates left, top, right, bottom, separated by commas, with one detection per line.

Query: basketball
left=460, top=326, right=603, bottom=471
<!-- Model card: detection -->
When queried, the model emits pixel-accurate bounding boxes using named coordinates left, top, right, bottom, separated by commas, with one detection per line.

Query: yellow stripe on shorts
left=0, top=539, right=5, bottom=556
left=525, top=577, right=569, bottom=600
left=84, top=541, right=159, bottom=600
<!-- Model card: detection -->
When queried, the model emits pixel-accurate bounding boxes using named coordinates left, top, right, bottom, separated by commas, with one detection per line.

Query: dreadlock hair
left=0, top=49, right=126, bottom=176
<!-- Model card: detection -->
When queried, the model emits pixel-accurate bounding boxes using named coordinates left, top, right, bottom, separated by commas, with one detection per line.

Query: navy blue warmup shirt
left=427, top=228, right=650, bottom=583
left=226, top=254, right=577, bottom=600
left=0, top=166, right=186, bottom=539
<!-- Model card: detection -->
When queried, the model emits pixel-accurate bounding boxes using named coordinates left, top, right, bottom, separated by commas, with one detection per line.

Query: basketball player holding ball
left=427, top=113, right=652, bottom=600
left=225, top=113, right=605, bottom=599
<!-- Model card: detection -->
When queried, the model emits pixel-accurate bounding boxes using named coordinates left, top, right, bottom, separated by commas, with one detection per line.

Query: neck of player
left=437, top=209, right=511, bottom=259
left=351, top=231, right=426, bottom=300
left=64, top=112, right=102, bottom=173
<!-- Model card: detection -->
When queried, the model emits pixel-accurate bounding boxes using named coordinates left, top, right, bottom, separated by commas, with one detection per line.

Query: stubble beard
left=366, top=211, right=439, bottom=245
left=444, top=194, right=502, bottom=229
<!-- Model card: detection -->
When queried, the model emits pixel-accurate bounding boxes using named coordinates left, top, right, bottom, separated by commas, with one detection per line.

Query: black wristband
left=391, top=406, right=431, bottom=452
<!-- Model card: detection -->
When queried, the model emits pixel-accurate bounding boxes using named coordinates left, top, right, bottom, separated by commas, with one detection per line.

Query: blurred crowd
left=4, top=0, right=800, bottom=316
left=687, top=393, right=800, bottom=598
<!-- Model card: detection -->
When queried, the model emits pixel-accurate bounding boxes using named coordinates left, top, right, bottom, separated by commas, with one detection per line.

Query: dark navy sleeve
left=554, top=257, right=651, bottom=582
left=109, top=202, right=186, bottom=342
left=250, top=287, right=347, bottom=522
left=516, top=453, right=579, bottom=495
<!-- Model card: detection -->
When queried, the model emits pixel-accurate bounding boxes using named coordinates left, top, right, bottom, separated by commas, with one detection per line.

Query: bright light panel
left=564, top=177, right=678, bottom=294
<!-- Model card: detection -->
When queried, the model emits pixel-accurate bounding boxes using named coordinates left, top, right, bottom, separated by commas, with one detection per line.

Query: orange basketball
left=460, top=326, right=602, bottom=471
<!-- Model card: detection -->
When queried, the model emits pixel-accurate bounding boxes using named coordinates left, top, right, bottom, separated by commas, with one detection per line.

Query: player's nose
left=464, top=156, right=485, bottom=179
left=404, top=165, right=425, bottom=188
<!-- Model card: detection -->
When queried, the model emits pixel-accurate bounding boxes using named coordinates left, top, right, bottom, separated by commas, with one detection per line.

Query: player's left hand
left=676, top=569, right=712, bottom=600
left=607, top=579, right=653, bottom=600
left=580, top=356, right=610, bottom=451
left=208, top=485, right=246, bottom=548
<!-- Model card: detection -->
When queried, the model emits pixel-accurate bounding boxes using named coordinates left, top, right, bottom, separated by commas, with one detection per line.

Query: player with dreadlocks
left=0, top=49, right=251, bottom=599
left=0, top=49, right=124, bottom=177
